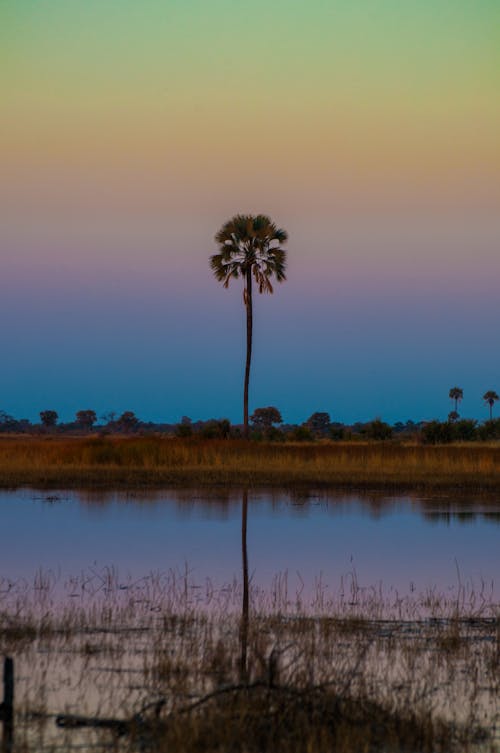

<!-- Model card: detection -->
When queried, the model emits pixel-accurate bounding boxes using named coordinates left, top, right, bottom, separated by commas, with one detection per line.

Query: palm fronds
left=211, top=214, right=288, bottom=293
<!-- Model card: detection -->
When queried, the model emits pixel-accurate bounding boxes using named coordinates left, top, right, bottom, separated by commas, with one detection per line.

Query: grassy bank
left=1, top=436, right=500, bottom=490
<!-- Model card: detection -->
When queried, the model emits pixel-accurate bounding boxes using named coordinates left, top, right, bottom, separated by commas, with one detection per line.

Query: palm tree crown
left=449, top=386, right=463, bottom=413
left=210, top=214, right=288, bottom=438
left=210, top=214, right=287, bottom=294
left=483, top=390, right=499, bottom=420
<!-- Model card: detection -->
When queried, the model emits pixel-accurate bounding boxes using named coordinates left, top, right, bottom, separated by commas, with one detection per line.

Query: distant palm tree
left=210, top=215, right=288, bottom=438
left=483, top=390, right=499, bottom=421
left=449, top=387, right=463, bottom=414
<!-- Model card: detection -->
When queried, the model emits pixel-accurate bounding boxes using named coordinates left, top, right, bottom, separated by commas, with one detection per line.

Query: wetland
left=1, top=484, right=499, bottom=752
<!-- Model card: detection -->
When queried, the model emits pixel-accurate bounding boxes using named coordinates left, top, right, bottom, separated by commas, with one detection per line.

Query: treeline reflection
left=61, top=488, right=500, bottom=525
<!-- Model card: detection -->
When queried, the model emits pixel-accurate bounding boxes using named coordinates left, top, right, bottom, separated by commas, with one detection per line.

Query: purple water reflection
left=1, top=488, right=499, bottom=600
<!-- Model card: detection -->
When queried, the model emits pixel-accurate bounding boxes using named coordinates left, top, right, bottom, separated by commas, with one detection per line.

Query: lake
left=1, top=487, right=499, bottom=606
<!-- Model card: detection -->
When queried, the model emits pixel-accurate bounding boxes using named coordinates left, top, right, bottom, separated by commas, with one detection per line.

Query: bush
left=175, top=423, right=193, bottom=438
left=421, top=421, right=455, bottom=444
left=289, top=425, right=313, bottom=441
left=200, top=419, right=231, bottom=439
left=329, top=423, right=345, bottom=440
left=305, top=412, right=331, bottom=437
left=250, top=426, right=285, bottom=442
left=453, top=419, right=477, bottom=441
left=477, top=418, right=500, bottom=440
left=364, top=418, right=393, bottom=440
left=266, top=426, right=285, bottom=442
left=421, top=419, right=477, bottom=444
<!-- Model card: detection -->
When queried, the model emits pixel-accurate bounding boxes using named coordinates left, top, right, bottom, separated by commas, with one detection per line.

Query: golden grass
left=1, top=436, right=500, bottom=489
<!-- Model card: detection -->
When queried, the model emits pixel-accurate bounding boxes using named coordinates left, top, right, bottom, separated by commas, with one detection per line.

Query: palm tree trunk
left=243, top=268, right=253, bottom=439
left=490, top=403, right=493, bottom=421
left=239, top=489, right=249, bottom=683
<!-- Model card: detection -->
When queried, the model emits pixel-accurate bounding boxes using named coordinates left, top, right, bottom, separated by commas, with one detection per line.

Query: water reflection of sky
left=1, top=489, right=499, bottom=598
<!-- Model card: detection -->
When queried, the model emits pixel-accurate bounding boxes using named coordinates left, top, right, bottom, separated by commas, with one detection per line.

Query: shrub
left=421, top=421, right=454, bottom=444
left=453, top=419, right=477, bottom=441
left=329, top=423, right=345, bottom=441
left=421, top=419, right=477, bottom=444
left=200, top=419, right=231, bottom=439
left=305, top=412, right=331, bottom=437
left=478, top=418, right=500, bottom=440
left=289, top=425, right=313, bottom=441
left=175, top=423, right=193, bottom=438
left=364, top=418, right=393, bottom=440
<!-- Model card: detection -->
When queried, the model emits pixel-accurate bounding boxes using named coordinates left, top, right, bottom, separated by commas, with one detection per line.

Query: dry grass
left=1, top=436, right=500, bottom=490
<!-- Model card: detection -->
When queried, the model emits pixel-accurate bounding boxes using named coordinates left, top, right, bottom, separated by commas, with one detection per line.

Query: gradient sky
left=1, top=0, right=499, bottom=424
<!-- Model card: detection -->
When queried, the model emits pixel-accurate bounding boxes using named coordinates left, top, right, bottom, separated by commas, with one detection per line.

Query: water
left=1, top=487, right=499, bottom=601
left=1, top=488, right=499, bottom=751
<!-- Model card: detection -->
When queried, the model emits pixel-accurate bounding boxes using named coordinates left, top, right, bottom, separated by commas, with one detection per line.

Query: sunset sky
left=1, top=0, right=499, bottom=424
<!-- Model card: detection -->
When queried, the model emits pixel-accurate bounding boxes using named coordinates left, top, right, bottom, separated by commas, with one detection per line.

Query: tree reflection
left=239, top=489, right=249, bottom=683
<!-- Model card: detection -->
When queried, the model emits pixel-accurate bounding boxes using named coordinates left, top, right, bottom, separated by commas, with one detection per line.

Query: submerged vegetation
left=1, top=569, right=498, bottom=752
left=1, top=436, right=500, bottom=489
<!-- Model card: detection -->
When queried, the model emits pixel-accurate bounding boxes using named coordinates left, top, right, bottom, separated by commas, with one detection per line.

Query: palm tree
left=449, top=386, right=463, bottom=414
left=483, top=390, right=499, bottom=421
left=210, top=214, right=288, bottom=438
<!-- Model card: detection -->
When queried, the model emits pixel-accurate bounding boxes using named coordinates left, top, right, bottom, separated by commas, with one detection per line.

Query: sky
left=1, top=0, right=499, bottom=425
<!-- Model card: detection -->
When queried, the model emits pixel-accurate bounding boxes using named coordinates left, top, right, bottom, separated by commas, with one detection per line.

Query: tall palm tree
left=483, top=390, right=499, bottom=421
left=210, top=214, right=288, bottom=438
left=449, top=386, right=463, bottom=414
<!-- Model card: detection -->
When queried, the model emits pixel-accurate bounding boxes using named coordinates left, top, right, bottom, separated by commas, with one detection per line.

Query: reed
left=1, top=569, right=498, bottom=753
left=1, top=436, right=500, bottom=489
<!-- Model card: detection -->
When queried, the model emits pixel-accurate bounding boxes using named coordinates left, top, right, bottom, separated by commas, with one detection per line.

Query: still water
left=1, top=488, right=499, bottom=600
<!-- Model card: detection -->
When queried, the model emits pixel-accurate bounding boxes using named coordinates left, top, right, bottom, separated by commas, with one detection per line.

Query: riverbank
left=1, top=436, right=500, bottom=490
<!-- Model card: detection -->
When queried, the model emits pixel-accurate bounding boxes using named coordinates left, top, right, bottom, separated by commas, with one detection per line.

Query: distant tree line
left=1, top=393, right=500, bottom=443
left=0, top=409, right=145, bottom=435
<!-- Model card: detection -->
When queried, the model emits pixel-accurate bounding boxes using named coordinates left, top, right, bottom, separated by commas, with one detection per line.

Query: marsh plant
left=0, top=565, right=498, bottom=753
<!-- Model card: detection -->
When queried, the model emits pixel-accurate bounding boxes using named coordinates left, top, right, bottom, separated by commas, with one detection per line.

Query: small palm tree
left=449, top=386, right=463, bottom=414
left=483, top=390, right=499, bottom=421
left=210, top=214, right=288, bottom=438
